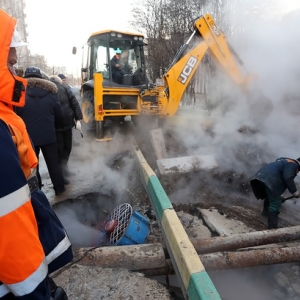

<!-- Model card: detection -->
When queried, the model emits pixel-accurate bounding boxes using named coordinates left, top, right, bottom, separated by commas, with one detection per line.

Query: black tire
left=81, top=90, right=96, bottom=133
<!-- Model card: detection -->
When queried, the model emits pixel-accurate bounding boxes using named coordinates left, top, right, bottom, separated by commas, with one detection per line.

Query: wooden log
left=74, top=243, right=167, bottom=271
left=141, top=246, right=300, bottom=275
left=75, top=243, right=300, bottom=275
left=190, top=225, right=300, bottom=254
left=201, top=246, right=300, bottom=271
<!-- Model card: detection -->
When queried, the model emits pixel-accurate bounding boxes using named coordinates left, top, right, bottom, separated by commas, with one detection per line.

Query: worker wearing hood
left=250, top=157, right=300, bottom=229
left=0, top=9, right=72, bottom=300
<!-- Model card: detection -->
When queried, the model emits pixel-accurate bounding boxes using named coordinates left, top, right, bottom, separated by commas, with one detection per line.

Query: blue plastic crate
left=117, top=210, right=150, bottom=245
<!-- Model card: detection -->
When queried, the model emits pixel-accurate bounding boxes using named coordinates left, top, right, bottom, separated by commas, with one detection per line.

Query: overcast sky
left=23, top=0, right=300, bottom=75
left=24, top=0, right=137, bottom=74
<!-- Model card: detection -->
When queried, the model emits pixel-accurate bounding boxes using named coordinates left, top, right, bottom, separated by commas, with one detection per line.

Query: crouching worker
left=250, top=157, right=300, bottom=229
left=0, top=8, right=73, bottom=299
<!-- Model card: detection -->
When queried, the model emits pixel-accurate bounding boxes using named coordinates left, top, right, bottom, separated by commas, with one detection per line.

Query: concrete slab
left=150, top=128, right=168, bottom=159
left=157, top=154, right=218, bottom=175
left=198, top=208, right=256, bottom=236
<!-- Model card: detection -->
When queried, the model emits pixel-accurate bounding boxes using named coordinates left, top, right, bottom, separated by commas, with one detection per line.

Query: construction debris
left=198, top=208, right=255, bottom=235
left=149, top=128, right=218, bottom=175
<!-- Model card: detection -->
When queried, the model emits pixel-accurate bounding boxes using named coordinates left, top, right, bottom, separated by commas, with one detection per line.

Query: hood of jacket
left=276, top=157, right=300, bottom=171
left=26, top=77, right=58, bottom=99
left=0, top=10, right=27, bottom=107
left=49, top=75, right=63, bottom=85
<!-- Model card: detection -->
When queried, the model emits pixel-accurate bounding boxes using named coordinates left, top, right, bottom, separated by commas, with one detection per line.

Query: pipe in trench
left=142, top=245, right=300, bottom=275
left=190, top=225, right=300, bottom=254
left=75, top=243, right=300, bottom=276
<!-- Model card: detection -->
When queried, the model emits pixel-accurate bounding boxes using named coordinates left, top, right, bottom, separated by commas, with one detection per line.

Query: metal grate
left=95, top=203, right=133, bottom=246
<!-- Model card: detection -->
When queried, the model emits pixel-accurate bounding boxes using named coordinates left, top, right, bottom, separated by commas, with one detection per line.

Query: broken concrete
left=198, top=208, right=256, bottom=235
left=156, top=154, right=218, bottom=175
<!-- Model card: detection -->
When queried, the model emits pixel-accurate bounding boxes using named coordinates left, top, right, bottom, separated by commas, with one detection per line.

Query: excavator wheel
left=81, top=90, right=96, bottom=134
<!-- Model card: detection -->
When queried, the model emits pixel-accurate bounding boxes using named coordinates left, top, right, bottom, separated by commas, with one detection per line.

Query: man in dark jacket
left=49, top=75, right=83, bottom=178
left=111, top=49, right=132, bottom=84
left=57, top=74, right=81, bottom=146
left=250, top=157, right=300, bottom=229
left=15, top=66, right=66, bottom=196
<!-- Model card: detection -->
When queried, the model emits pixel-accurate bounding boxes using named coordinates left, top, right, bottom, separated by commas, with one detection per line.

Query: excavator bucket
left=150, top=129, right=218, bottom=175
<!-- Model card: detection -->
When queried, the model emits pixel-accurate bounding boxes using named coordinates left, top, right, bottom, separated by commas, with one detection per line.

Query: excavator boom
left=141, top=14, right=252, bottom=117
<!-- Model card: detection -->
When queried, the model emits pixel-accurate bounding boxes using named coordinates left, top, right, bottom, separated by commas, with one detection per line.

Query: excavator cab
left=74, top=30, right=147, bottom=139
left=81, top=30, right=147, bottom=86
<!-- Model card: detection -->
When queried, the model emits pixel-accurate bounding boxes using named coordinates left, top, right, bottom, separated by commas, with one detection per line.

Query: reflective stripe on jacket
left=0, top=9, right=72, bottom=296
left=0, top=120, right=48, bottom=298
left=0, top=107, right=73, bottom=274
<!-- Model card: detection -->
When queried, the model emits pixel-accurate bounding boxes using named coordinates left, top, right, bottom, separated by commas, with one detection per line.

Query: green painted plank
left=188, top=271, right=221, bottom=300
left=131, top=136, right=220, bottom=300
left=147, top=175, right=173, bottom=221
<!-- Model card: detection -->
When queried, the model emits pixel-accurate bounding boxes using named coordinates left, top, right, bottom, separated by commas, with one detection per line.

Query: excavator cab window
left=86, top=31, right=146, bottom=85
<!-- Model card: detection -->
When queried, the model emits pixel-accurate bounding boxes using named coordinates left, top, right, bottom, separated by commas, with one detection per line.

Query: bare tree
left=131, top=0, right=211, bottom=82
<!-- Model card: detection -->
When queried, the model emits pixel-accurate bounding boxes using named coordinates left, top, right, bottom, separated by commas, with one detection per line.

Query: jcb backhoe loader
left=73, top=14, right=272, bottom=140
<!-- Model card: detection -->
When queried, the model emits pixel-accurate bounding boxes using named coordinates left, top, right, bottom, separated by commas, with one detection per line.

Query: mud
left=45, top=119, right=300, bottom=300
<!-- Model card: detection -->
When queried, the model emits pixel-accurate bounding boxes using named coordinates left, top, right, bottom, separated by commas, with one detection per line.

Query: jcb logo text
left=178, top=56, right=197, bottom=84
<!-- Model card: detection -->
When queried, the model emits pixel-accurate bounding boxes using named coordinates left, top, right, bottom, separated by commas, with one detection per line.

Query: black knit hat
left=24, top=66, right=42, bottom=79
left=58, top=74, right=66, bottom=79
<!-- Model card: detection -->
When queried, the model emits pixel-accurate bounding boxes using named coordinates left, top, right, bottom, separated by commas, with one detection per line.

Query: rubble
left=41, top=126, right=300, bottom=300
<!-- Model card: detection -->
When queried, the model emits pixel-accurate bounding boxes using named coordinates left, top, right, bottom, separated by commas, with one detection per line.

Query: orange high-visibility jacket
left=0, top=8, right=72, bottom=292
left=0, top=10, right=48, bottom=298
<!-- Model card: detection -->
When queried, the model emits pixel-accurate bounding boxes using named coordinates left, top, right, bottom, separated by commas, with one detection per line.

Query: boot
left=49, top=278, right=68, bottom=300
left=51, top=287, right=68, bottom=300
left=268, top=212, right=278, bottom=229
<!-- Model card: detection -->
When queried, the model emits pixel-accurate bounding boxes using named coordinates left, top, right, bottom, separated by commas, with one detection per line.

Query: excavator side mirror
left=72, top=47, right=77, bottom=55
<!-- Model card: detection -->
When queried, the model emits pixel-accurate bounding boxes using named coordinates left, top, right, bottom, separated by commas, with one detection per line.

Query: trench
left=46, top=120, right=300, bottom=299
left=52, top=191, right=300, bottom=300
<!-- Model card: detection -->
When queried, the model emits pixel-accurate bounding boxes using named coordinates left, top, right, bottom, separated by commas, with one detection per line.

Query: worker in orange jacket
left=0, top=9, right=72, bottom=299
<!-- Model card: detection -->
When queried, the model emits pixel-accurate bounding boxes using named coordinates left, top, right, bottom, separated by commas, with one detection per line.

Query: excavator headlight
left=139, top=37, right=143, bottom=41
left=117, top=33, right=122, bottom=38
left=133, top=36, right=138, bottom=40
left=111, top=33, right=116, bottom=37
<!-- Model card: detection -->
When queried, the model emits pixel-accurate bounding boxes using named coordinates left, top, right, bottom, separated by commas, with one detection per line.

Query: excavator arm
left=140, top=14, right=253, bottom=117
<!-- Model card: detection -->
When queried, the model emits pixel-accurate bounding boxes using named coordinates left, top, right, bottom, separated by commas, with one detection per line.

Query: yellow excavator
left=73, top=14, right=272, bottom=140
